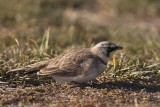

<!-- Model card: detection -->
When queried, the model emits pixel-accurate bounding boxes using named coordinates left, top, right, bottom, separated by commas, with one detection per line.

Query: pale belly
left=53, top=73, right=99, bottom=84
left=53, top=65, right=106, bottom=83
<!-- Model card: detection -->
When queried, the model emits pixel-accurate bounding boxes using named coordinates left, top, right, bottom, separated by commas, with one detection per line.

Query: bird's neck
left=90, top=47, right=108, bottom=64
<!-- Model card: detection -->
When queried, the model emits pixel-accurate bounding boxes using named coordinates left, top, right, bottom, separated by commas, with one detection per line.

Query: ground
left=0, top=77, right=160, bottom=107
left=0, top=0, right=160, bottom=106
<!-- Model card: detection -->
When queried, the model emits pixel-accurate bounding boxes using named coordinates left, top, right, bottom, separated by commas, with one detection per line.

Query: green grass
left=0, top=0, right=160, bottom=106
left=0, top=0, right=160, bottom=86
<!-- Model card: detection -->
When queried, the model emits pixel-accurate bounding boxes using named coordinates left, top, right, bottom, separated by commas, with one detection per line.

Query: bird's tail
left=7, top=59, right=51, bottom=74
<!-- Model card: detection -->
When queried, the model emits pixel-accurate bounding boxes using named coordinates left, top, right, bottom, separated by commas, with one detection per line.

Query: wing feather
left=37, top=49, right=97, bottom=76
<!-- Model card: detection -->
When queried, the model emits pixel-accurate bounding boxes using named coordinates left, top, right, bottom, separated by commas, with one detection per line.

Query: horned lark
left=8, top=41, right=123, bottom=83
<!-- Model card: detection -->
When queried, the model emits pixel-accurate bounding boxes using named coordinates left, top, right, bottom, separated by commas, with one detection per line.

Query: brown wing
left=37, top=49, right=97, bottom=76
left=7, top=59, right=51, bottom=74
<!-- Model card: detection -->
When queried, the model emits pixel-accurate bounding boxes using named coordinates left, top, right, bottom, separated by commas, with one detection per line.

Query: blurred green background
left=0, top=0, right=160, bottom=62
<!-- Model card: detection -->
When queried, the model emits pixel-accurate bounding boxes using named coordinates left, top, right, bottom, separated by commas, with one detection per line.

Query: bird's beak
left=116, top=46, right=123, bottom=50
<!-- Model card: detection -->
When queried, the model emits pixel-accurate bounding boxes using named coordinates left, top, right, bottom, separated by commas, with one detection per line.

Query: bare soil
left=0, top=77, right=160, bottom=107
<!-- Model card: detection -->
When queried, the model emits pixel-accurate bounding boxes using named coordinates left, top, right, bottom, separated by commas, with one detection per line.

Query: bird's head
left=91, top=41, right=123, bottom=63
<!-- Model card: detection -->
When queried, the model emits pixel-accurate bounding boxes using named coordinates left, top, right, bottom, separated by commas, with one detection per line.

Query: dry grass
left=0, top=0, right=160, bottom=106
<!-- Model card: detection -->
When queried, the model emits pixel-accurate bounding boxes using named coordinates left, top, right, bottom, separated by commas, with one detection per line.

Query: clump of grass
left=0, top=0, right=160, bottom=88
left=39, top=27, right=50, bottom=56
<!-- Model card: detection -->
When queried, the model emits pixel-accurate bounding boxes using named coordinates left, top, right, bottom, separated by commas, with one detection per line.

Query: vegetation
left=0, top=0, right=160, bottom=106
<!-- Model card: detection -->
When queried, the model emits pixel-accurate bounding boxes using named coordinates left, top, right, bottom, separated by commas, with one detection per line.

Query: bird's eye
left=108, top=47, right=112, bottom=50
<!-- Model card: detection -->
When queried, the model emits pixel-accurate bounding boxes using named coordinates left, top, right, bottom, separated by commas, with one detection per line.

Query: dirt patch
left=0, top=77, right=160, bottom=107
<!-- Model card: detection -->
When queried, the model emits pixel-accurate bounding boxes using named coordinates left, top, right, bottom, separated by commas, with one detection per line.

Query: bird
left=7, top=41, right=123, bottom=83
